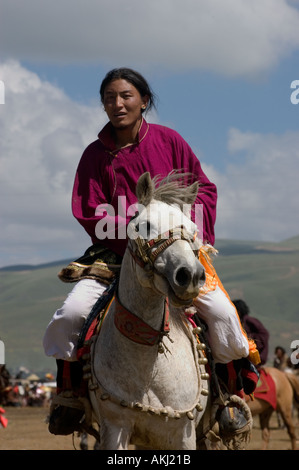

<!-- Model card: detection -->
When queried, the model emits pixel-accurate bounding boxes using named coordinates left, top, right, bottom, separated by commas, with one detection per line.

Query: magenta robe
left=72, top=119, right=217, bottom=257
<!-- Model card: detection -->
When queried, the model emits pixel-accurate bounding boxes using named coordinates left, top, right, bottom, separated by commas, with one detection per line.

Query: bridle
left=128, top=224, right=200, bottom=271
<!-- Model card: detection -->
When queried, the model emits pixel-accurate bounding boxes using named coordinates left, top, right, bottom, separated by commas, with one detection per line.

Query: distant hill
left=1, top=236, right=299, bottom=375
left=213, top=236, right=299, bottom=363
left=0, top=259, right=73, bottom=272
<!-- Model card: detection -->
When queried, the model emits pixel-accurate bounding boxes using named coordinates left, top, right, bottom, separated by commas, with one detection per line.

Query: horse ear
left=136, top=172, right=154, bottom=206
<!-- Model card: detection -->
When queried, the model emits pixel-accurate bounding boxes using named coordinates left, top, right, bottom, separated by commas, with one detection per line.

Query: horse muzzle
left=169, top=259, right=205, bottom=304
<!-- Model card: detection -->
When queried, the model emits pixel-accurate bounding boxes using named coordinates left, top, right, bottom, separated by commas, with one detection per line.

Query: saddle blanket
left=253, top=368, right=277, bottom=410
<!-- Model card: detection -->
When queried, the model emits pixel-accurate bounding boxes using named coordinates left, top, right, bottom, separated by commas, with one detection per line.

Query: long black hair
left=99, top=67, right=157, bottom=113
left=232, top=299, right=250, bottom=321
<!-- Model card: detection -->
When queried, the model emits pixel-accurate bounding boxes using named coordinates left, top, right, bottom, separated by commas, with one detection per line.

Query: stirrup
left=48, top=392, right=86, bottom=436
left=211, top=394, right=253, bottom=450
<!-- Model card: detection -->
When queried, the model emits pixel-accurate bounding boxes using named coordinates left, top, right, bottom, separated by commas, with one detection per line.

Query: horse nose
left=197, top=266, right=206, bottom=286
left=175, top=264, right=205, bottom=289
left=175, top=266, right=191, bottom=287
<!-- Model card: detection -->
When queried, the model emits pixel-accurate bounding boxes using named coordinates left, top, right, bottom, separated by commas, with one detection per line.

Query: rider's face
left=103, top=79, right=148, bottom=130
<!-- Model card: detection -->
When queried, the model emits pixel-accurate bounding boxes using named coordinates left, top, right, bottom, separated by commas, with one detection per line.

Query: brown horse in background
left=285, top=371, right=299, bottom=424
left=246, top=367, right=299, bottom=450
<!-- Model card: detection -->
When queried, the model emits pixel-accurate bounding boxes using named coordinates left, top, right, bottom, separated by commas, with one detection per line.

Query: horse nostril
left=175, top=267, right=191, bottom=287
left=192, top=268, right=205, bottom=287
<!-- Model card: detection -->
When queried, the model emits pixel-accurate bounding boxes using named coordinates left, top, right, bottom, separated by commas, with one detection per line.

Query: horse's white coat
left=89, top=173, right=210, bottom=450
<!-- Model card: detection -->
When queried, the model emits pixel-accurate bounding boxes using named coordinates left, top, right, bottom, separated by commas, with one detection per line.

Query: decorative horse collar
left=114, top=291, right=170, bottom=348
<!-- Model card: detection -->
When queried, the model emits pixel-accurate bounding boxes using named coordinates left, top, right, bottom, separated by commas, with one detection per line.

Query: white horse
left=87, top=172, right=211, bottom=450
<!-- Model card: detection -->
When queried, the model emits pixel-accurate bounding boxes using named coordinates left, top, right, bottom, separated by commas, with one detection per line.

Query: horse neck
left=117, top=250, right=165, bottom=331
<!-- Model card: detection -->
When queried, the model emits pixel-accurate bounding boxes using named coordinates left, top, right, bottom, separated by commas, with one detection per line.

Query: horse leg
left=277, top=403, right=297, bottom=450
left=276, top=411, right=284, bottom=429
left=99, top=421, right=131, bottom=450
left=259, top=408, right=273, bottom=450
left=80, top=431, right=89, bottom=450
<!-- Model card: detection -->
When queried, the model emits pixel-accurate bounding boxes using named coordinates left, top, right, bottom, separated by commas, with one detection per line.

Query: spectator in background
left=273, top=346, right=289, bottom=371
left=233, top=299, right=269, bottom=366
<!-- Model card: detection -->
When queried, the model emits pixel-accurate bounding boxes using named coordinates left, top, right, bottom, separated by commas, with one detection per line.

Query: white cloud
left=1, top=0, right=299, bottom=78
left=212, top=128, right=299, bottom=241
left=0, top=60, right=106, bottom=266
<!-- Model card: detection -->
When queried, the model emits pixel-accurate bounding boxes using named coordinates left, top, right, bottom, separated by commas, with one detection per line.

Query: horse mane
left=152, top=170, right=200, bottom=211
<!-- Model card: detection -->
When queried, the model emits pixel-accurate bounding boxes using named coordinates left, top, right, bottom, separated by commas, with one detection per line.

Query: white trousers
left=43, top=278, right=249, bottom=364
left=193, top=288, right=249, bottom=363
left=43, top=279, right=107, bottom=362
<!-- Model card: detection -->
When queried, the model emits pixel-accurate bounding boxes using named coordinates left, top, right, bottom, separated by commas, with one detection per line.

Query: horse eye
left=135, top=221, right=151, bottom=238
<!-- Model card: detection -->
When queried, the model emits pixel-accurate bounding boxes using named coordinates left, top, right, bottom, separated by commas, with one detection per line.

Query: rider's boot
left=215, top=359, right=259, bottom=445
left=48, top=360, right=87, bottom=435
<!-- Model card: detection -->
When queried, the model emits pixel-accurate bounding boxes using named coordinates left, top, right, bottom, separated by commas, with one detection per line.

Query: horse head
left=127, top=172, right=206, bottom=307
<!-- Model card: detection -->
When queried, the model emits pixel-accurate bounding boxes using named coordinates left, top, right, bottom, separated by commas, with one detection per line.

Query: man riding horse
left=43, top=68, right=260, bottom=446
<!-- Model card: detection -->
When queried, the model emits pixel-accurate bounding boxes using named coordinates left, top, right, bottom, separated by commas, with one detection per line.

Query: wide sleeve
left=71, top=144, right=128, bottom=256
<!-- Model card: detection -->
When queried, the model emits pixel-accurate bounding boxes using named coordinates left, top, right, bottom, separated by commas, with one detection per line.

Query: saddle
left=58, top=244, right=122, bottom=285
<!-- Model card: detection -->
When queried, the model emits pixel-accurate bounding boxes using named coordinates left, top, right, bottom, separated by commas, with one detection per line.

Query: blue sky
left=23, top=56, right=299, bottom=169
left=1, top=0, right=299, bottom=267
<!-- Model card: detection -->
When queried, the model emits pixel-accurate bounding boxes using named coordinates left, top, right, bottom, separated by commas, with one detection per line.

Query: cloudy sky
left=1, top=0, right=299, bottom=267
